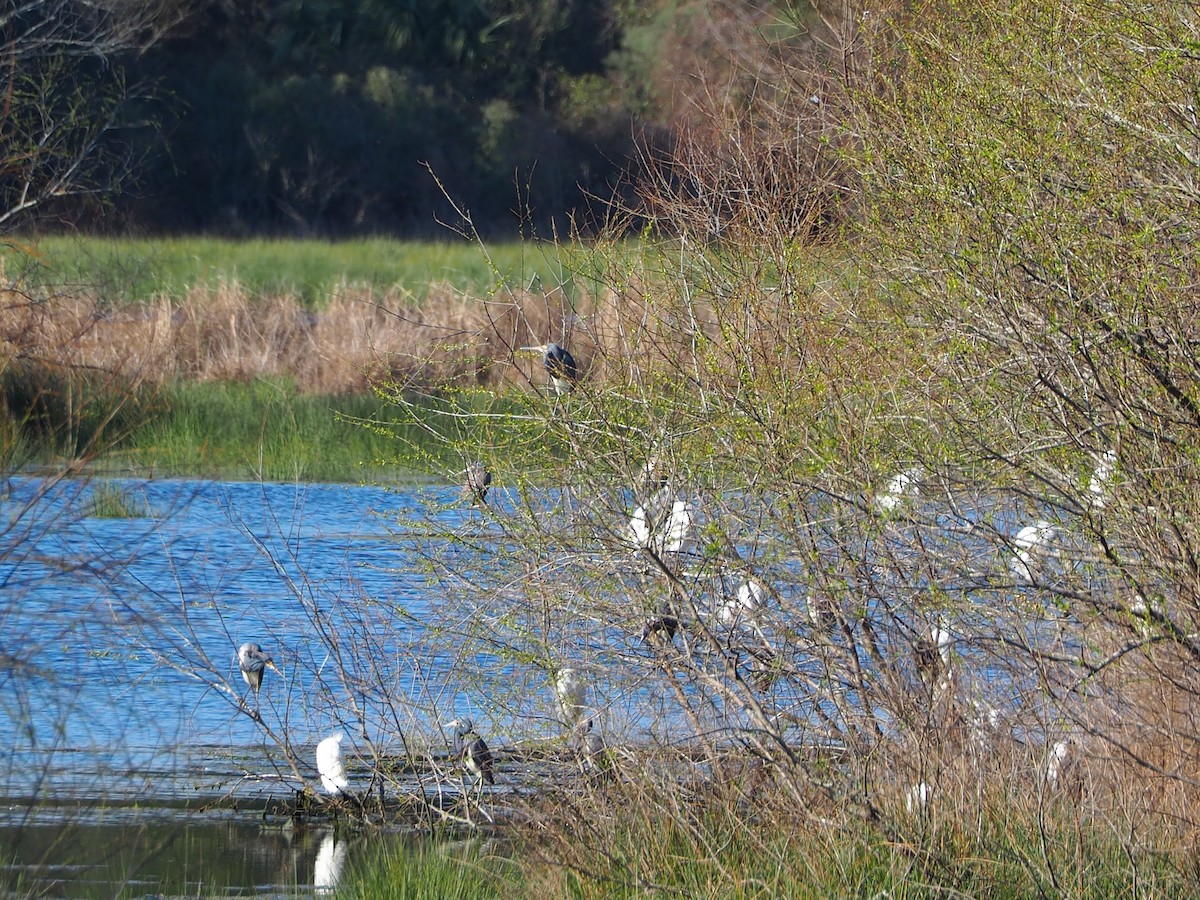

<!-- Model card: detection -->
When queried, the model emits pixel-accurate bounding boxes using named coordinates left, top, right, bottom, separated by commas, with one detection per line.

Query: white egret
left=315, top=732, right=350, bottom=797
left=1045, top=737, right=1076, bottom=788
left=445, top=718, right=496, bottom=786
left=876, top=466, right=922, bottom=513
left=905, top=781, right=932, bottom=814
left=1087, top=449, right=1116, bottom=510
left=1010, top=520, right=1058, bottom=584
left=237, top=642, right=281, bottom=696
left=553, top=667, right=587, bottom=727
left=718, top=578, right=766, bottom=627
left=627, top=487, right=698, bottom=557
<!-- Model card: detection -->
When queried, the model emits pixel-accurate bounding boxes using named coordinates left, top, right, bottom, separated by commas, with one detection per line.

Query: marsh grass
left=84, top=482, right=153, bottom=518
left=509, top=769, right=1192, bottom=898
left=5, top=236, right=577, bottom=307
left=344, top=836, right=522, bottom=900
left=112, top=379, right=469, bottom=482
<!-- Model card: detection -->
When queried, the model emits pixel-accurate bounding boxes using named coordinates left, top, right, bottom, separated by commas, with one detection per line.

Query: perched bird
left=718, top=578, right=766, bottom=627
left=627, top=485, right=698, bottom=557
left=1045, top=737, right=1077, bottom=789
left=876, top=466, right=923, bottom=513
left=521, top=342, right=579, bottom=395
left=1011, top=520, right=1058, bottom=584
left=553, top=667, right=587, bottom=728
left=1087, top=448, right=1116, bottom=510
left=445, top=718, right=496, bottom=786
left=463, top=462, right=492, bottom=505
left=568, top=717, right=608, bottom=775
left=914, top=620, right=953, bottom=696
left=905, top=781, right=932, bottom=815
left=237, top=642, right=281, bottom=696
left=641, top=614, right=680, bottom=649
left=315, top=732, right=351, bottom=797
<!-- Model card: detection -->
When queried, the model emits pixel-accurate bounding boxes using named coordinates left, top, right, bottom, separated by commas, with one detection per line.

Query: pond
left=0, top=474, right=472, bottom=896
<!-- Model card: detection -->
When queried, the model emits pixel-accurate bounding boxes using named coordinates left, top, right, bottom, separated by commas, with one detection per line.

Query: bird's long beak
left=266, top=660, right=282, bottom=674
left=518, top=345, right=548, bottom=353
left=443, top=719, right=459, bottom=728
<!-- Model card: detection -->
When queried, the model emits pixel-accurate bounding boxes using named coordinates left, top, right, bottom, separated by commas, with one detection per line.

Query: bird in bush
left=1010, top=520, right=1058, bottom=584
left=521, top=342, right=579, bottom=395
left=641, top=614, right=680, bottom=649
left=463, top=462, right=492, bottom=505
left=553, top=667, right=588, bottom=728
left=237, top=642, right=281, bottom=696
left=445, top=718, right=496, bottom=786
left=568, top=717, right=608, bottom=776
left=315, top=732, right=351, bottom=797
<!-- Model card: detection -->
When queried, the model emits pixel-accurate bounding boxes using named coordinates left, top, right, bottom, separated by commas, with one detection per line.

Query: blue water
left=0, top=475, right=461, bottom=803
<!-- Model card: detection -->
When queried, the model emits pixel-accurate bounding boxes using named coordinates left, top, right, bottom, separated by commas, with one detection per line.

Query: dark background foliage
left=70, top=0, right=730, bottom=238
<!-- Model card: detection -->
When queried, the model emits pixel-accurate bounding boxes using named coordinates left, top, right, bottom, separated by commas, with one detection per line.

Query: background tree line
left=20, top=0, right=816, bottom=238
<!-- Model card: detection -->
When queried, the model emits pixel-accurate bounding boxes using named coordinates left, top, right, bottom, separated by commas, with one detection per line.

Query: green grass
left=104, top=378, right=445, bottom=483
left=343, top=837, right=522, bottom=900
left=84, top=482, right=154, bottom=518
left=4, top=236, right=579, bottom=308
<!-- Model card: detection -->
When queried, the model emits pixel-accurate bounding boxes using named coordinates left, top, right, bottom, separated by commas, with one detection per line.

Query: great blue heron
left=553, top=667, right=587, bottom=728
left=463, top=462, right=492, bottom=505
left=237, top=642, right=281, bottom=696
left=520, top=342, right=579, bottom=395
left=445, top=718, right=495, bottom=786
left=315, top=732, right=351, bottom=796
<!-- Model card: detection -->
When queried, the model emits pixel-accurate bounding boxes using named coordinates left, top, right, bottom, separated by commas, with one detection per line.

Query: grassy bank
left=4, top=236, right=579, bottom=307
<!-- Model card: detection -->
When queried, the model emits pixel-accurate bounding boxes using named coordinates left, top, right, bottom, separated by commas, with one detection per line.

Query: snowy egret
left=463, top=462, right=492, bottom=505
left=1045, top=738, right=1076, bottom=789
left=718, top=578, right=766, bottom=627
left=1087, top=449, right=1116, bottom=509
left=876, top=466, right=922, bottom=513
left=627, top=486, right=698, bottom=557
left=315, top=732, right=350, bottom=797
left=520, top=342, right=579, bottom=395
left=445, top=718, right=496, bottom=786
left=553, top=667, right=587, bottom=727
left=905, top=781, right=932, bottom=814
left=1010, top=520, right=1058, bottom=584
left=237, top=642, right=281, bottom=696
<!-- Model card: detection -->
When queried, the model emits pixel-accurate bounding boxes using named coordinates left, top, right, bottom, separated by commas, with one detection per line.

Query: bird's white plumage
left=315, top=732, right=349, bottom=796
left=1045, top=738, right=1073, bottom=787
left=876, top=467, right=922, bottom=513
left=553, top=667, right=587, bottom=726
left=1010, top=520, right=1058, bottom=583
left=627, top=490, right=698, bottom=556
left=905, top=781, right=932, bottom=814
left=1087, top=449, right=1116, bottom=509
left=719, top=578, right=767, bottom=626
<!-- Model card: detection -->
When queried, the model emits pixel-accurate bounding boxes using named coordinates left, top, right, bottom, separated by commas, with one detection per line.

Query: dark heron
left=521, top=342, right=579, bottom=395
left=463, top=462, right=492, bottom=505
left=237, top=642, right=281, bottom=695
left=445, top=718, right=496, bottom=786
left=568, top=717, right=608, bottom=775
left=641, top=614, right=679, bottom=649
